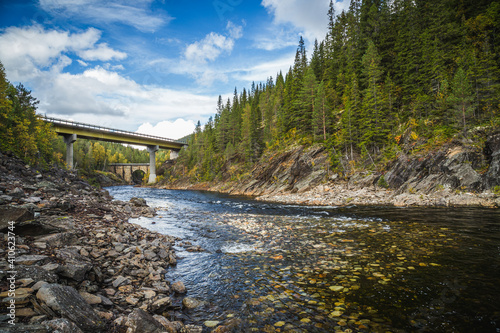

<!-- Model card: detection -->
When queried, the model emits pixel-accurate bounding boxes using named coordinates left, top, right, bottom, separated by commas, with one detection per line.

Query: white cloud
left=261, top=0, right=349, bottom=42
left=185, top=32, right=234, bottom=63
left=33, top=65, right=219, bottom=130
left=136, top=120, right=196, bottom=140
left=233, top=53, right=296, bottom=84
left=0, top=24, right=218, bottom=132
left=0, top=25, right=126, bottom=81
left=78, top=43, right=127, bottom=61
left=184, top=21, right=243, bottom=64
left=38, top=0, right=171, bottom=33
left=77, top=59, right=89, bottom=67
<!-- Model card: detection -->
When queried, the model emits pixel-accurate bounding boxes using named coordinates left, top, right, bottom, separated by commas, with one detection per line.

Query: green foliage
left=377, top=175, right=389, bottom=189
left=493, top=186, right=500, bottom=195
left=0, top=62, right=58, bottom=166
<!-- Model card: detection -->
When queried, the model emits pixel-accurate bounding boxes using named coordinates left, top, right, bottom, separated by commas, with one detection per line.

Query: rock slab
left=36, top=284, right=106, bottom=332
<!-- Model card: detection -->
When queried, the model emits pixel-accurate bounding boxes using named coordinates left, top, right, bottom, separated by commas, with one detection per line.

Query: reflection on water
left=106, top=186, right=500, bottom=332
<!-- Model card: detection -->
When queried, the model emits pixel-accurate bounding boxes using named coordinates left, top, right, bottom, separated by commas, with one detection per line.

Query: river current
left=106, top=186, right=500, bottom=333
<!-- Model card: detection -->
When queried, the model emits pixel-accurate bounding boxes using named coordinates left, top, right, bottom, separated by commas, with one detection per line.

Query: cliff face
left=161, top=130, right=500, bottom=207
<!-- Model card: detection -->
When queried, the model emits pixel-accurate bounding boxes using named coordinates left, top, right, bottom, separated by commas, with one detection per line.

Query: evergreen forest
left=176, top=0, right=500, bottom=182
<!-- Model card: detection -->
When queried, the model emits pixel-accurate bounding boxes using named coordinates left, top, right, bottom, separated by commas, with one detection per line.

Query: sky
left=0, top=0, right=348, bottom=140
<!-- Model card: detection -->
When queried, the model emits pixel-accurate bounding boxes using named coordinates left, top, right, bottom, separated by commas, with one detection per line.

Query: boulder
left=171, top=281, right=186, bottom=294
left=36, top=284, right=106, bottom=332
left=55, top=249, right=92, bottom=282
left=124, top=308, right=165, bottom=333
left=129, top=197, right=147, bottom=207
left=0, top=206, right=33, bottom=231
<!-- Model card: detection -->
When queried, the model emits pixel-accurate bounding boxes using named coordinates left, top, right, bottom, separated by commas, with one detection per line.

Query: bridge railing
left=43, top=116, right=188, bottom=145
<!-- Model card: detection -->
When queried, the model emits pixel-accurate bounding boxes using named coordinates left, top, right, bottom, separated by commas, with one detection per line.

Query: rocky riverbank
left=161, top=130, right=500, bottom=208
left=0, top=151, right=206, bottom=333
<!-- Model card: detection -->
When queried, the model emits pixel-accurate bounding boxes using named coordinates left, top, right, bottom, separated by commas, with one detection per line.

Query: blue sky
left=0, top=0, right=348, bottom=139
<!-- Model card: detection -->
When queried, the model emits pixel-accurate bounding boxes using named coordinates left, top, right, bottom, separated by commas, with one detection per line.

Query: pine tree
left=312, top=81, right=331, bottom=142
left=448, top=67, right=475, bottom=130
left=361, top=40, right=386, bottom=153
left=296, top=67, right=318, bottom=136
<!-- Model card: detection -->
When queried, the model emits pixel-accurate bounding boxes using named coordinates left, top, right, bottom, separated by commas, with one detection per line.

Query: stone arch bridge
left=108, top=163, right=150, bottom=183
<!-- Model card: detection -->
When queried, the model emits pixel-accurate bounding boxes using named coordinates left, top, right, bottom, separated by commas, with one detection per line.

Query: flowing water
left=106, top=186, right=500, bottom=333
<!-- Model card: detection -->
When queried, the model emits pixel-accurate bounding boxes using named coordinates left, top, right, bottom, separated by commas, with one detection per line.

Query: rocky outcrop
left=163, top=130, right=500, bottom=208
left=257, top=131, right=500, bottom=207
left=213, top=145, right=329, bottom=196
left=484, top=132, right=500, bottom=188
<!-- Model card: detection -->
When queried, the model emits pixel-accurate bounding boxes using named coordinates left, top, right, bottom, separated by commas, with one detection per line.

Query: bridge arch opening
left=132, top=169, right=146, bottom=184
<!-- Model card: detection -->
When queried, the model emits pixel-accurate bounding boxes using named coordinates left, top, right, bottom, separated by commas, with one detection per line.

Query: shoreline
left=159, top=181, right=500, bottom=209
left=0, top=151, right=205, bottom=332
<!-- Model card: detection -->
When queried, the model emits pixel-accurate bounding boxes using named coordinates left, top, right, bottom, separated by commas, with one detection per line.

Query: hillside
left=159, top=127, right=500, bottom=207
left=161, top=0, right=500, bottom=201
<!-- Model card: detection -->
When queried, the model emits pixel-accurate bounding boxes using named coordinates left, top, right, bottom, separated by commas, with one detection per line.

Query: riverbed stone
left=171, top=281, right=186, bottom=294
left=124, top=308, right=165, bottom=333
left=112, top=275, right=129, bottom=288
left=149, top=296, right=171, bottom=313
left=182, top=297, right=202, bottom=309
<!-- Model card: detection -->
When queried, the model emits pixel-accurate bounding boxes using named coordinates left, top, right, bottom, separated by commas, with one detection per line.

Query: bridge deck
left=45, top=116, right=186, bottom=150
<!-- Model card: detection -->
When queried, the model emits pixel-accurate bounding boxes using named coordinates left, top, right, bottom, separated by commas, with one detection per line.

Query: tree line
left=177, top=0, right=500, bottom=182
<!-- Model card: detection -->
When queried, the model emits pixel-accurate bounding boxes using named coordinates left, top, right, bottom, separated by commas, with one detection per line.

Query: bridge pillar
left=147, top=145, right=159, bottom=183
left=63, top=134, right=77, bottom=169
left=170, top=150, right=179, bottom=160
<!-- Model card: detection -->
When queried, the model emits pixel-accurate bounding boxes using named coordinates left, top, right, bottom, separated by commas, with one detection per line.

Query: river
left=106, top=186, right=500, bottom=333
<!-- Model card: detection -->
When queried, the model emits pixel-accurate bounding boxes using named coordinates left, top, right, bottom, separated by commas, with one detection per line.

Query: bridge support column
left=147, top=145, right=159, bottom=183
left=63, top=134, right=77, bottom=169
left=170, top=150, right=179, bottom=160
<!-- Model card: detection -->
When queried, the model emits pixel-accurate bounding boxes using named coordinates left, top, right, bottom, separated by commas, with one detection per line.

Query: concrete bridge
left=108, top=163, right=150, bottom=183
left=45, top=116, right=187, bottom=183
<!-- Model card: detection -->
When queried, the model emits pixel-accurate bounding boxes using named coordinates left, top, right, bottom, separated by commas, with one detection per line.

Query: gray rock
left=9, top=187, right=25, bottom=198
left=35, top=232, right=78, bottom=247
left=0, top=194, right=13, bottom=204
left=149, top=297, right=172, bottom=314
left=0, top=206, right=34, bottom=231
left=43, top=318, right=84, bottom=333
left=36, top=284, right=106, bottom=332
left=484, top=132, right=500, bottom=188
left=129, top=197, right=147, bottom=207
left=55, top=249, right=92, bottom=282
left=16, top=265, right=58, bottom=283
left=124, top=308, right=165, bottom=333
left=112, top=275, right=128, bottom=288
left=24, top=196, right=42, bottom=203
left=15, top=255, right=50, bottom=266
